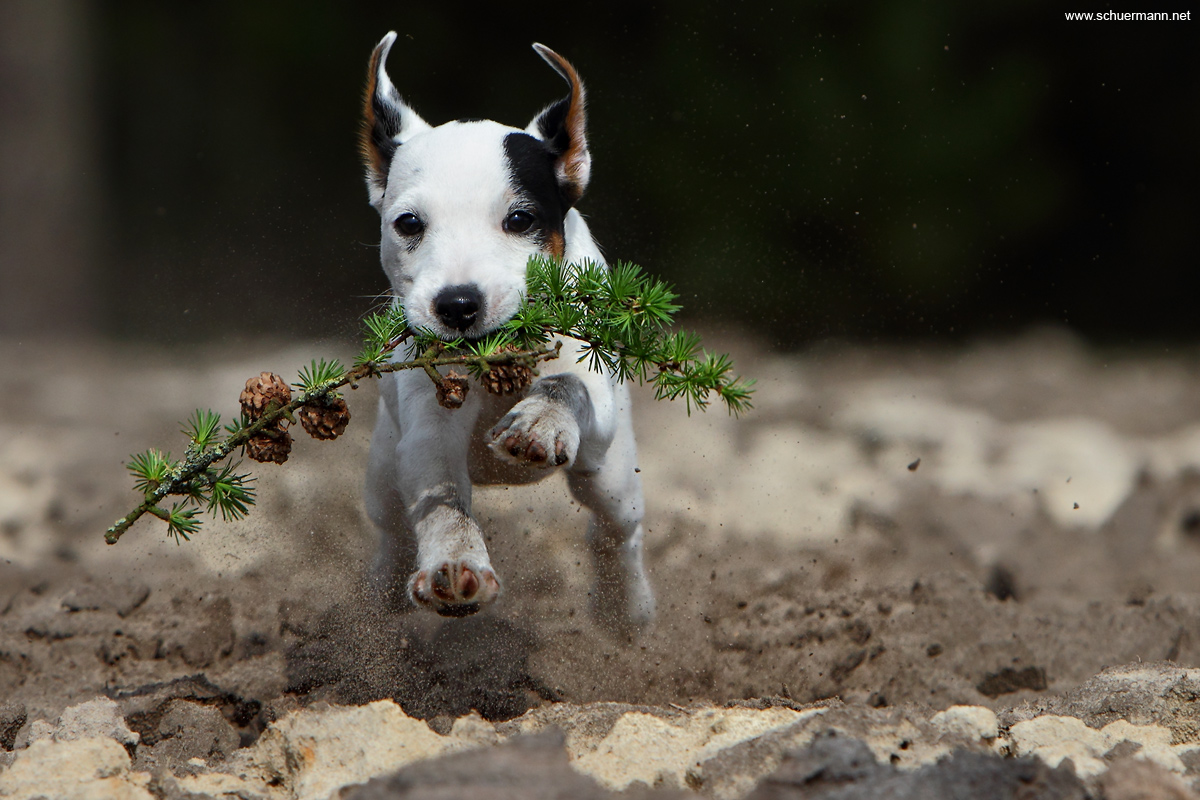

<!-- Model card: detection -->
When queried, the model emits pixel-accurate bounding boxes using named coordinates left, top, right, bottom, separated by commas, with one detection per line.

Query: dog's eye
left=503, top=210, right=537, bottom=234
left=394, top=213, right=425, bottom=237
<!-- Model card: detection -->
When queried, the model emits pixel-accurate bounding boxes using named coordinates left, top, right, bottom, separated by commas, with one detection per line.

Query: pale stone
left=173, top=771, right=272, bottom=799
left=569, top=706, right=816, bottom=791
left=57, top=698, right=140, bottom=747
left=23, top=719, right=54, bottom=743
left=859, top=717, right=953, bottom=771
left=930, top=705, right=999, bottom=741
left=25, top=697, right=140, bottom=749
left=451, top=711, right=501, bottom=746
left=223, top=700, right=471, bottom=800
left=1009, top=715, right=1194, bottom=778
left=0, top=737, right=153, bottom=800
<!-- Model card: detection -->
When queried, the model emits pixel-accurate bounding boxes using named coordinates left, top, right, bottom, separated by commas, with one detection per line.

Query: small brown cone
left=481, top=354, right=534, bottom=396
left=436, top=371, right=470, bottom=409
left=299, top=396, right=351, bottom=440
left=246, top=430, right=292, bottom=464
left=240, top=372, right=293, bottom=464
left=240, top=372, right=292, bottom=421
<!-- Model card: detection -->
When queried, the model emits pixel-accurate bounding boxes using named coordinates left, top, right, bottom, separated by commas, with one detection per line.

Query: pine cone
left=240, top=372, right=293, bottom=464
left=481, top=357, right=534, bottom=396
left=246, top=429, right=292, bottom=464
left=240, top=372, right=292, bottom=421
left=299, top=396, right=351, bottom=440
left=436, top=371, right=470, bottom=409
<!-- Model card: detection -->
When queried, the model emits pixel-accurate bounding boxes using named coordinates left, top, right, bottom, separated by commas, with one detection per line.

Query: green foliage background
left=91, top=1, right=1198, bottom=343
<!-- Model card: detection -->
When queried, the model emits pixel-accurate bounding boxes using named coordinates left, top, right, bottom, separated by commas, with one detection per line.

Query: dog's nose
left=433, top=285, right=483, bottom=332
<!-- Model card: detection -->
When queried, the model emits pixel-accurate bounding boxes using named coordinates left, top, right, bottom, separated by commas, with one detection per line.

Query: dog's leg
left=567, top=399, right=655, bottom=637
left=366, top=377, right=500, bottom=616
left=364, top=397, right=417, bottom=606
left=489, top=365, right=654, bottom=634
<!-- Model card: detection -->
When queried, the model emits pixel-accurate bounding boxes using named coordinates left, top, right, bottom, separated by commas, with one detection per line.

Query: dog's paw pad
left=409, top=562, right=501, bottom=615
left=489, top=399, right=579, bottom=468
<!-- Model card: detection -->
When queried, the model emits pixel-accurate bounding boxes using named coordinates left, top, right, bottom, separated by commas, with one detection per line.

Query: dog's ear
left=526, top=44, right=591, bottom=206
left=360, top=32, right=431, bottom=211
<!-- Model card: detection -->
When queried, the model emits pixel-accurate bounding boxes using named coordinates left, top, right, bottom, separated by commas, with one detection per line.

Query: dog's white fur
left=360, top=32, right=654, bottom=633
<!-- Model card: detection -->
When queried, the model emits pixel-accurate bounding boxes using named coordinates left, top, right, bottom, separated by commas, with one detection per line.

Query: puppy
left=359, top=33, right=654, bottom=635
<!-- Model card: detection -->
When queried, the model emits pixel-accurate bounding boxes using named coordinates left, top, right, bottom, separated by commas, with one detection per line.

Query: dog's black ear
left=360, top=32, right=430, bottom=211
left=527, top=44, right=590, bottom=206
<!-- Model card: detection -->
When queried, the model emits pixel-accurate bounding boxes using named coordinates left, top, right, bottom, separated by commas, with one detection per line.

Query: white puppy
left=359, top=33, right=654, bottom=634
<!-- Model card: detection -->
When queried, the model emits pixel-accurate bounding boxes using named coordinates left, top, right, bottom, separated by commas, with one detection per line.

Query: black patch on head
left=456, top=117, right=485, bottom=124
left=370, top=92, right=404, bottom=185
left=503, top=132, right=570, bottom=244
left=535, top=98, right=572, bottom=155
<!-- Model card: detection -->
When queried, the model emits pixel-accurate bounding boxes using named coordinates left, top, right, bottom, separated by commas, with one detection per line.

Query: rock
left=1099, top=758, right=1200, bottom=800
left=497, top=700, right=668, bottom=745
left=568, top=705, right=811, bottom=792
left=0, top=701, right=26, bottom=750
left=115, top=672, right=266, bottom=747
left=683, top=708, right=833, bottom=799
left=1007, top=663, right=1200, bottom=742
left=22, top=696, right=140, bottom=750
left=59, top=697, right=141, bottom=747
left=506, top=700, right=1005, bottom=800
left=341, top=729, right=690, bottom=799
left=449, top=710, right=501, bottom=746
left=748, top=732, right=882, bottom=796
left=690, top=703, right=1014, bottom=799
left=788, top=704, right=958, bottom=772
left=176, top=699, right=474, bottom=800
left=21, top=719, right=54, bottom=745
left=1008, top=715, right=1193, bottom=779
left=747, top=731, right=1088, bottom=799
left=0, top=736, right=155, bottom=799
left=929, top=705, right=999, bottom=741
left=133, top=700, right=241, bottom=772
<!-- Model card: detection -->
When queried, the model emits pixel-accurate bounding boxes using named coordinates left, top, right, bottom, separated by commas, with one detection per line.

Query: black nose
left=433, top=285, right=483, bottom=332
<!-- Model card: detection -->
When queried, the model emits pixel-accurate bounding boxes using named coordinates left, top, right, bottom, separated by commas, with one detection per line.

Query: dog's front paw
left=409, top=561, right=501, bottom=617
left=488, top=398, right=580, bottom=468
left=591, top=549, right=656, bottom=638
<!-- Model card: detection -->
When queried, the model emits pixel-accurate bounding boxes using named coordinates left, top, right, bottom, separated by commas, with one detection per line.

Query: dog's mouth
left=430, top=321, right=507, bottom=343
left=426, top=310, right=519, bottom=344
left=414, top=286, right=521, bottom=342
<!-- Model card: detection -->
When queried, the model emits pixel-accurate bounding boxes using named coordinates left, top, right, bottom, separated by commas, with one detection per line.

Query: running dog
left=359, top=32, right=654, bottom=634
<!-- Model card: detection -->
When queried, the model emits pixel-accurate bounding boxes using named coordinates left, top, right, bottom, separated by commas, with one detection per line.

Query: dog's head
left=359, top=33, right=590, bottom=340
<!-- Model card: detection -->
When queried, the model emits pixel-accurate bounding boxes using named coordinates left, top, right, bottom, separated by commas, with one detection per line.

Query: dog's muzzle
left=434, top=284, right=483, bottom=332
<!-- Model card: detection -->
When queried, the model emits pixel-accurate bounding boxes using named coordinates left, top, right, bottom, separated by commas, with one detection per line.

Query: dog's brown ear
left=527, top=44, right=590, bottom=206
left=361, top=32, right=430, bottom=211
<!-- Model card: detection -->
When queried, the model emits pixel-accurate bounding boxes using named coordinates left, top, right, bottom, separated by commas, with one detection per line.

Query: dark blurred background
left=1, top=1, right=1196, bottom=345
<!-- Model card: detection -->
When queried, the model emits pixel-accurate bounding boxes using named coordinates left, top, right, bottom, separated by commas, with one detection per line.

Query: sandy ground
left=5, top=328, right=1200, bottom=796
